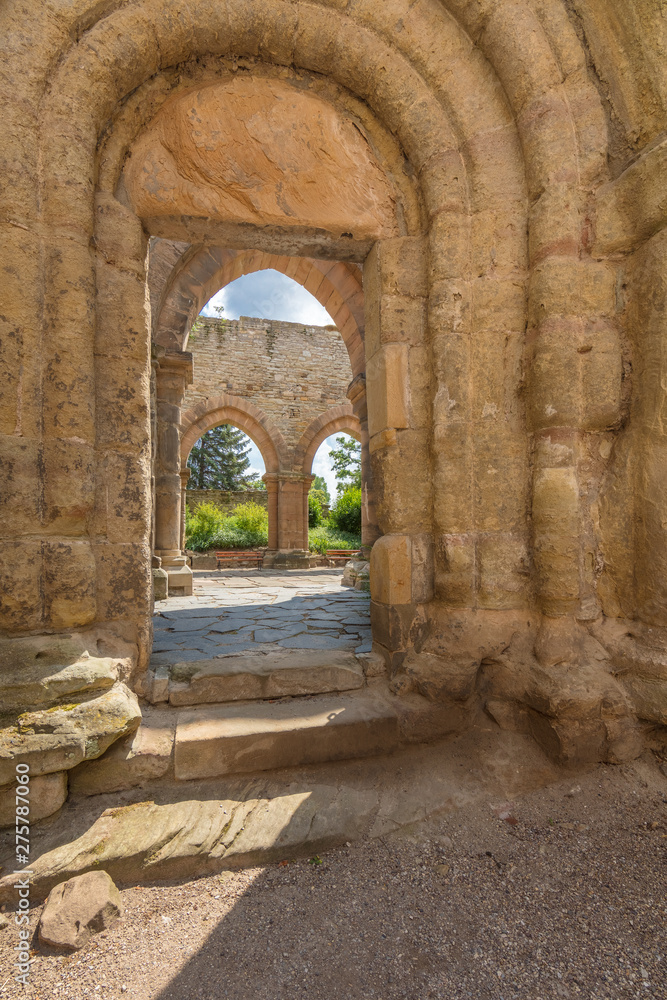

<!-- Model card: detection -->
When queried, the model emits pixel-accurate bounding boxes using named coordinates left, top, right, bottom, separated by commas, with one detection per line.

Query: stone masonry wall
left=182, top=316, right=352, bottom=461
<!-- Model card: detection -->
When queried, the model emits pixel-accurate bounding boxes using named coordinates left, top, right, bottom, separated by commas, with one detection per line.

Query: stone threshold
left=0, top=725, right=562, bottom=906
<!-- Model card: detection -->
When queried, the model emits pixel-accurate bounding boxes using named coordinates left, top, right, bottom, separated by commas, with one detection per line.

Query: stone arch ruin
left=2, top=0, right=667, bottom=839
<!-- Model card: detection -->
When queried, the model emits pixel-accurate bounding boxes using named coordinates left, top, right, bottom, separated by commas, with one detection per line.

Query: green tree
left=329, top=435, right=361, bottom=494
left=311, top=475, right=331, bottom=503
left=187, top=424, right=253, bottom=489
left=330, top=486, right=362, bottom=534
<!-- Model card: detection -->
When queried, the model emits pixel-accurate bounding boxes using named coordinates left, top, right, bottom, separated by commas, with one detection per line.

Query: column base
left=269, top=549, right=317, bottom=569
left=152, top=567, right=169, bottom=601
left=164, top=564, right=193, bottom=596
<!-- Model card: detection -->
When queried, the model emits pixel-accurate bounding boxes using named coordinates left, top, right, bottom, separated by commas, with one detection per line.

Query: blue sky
left=199, top=270, right=350, bottom=498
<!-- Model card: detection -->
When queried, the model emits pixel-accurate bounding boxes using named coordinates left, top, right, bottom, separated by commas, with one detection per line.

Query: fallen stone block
left=38, top=871, right=123, bottom=951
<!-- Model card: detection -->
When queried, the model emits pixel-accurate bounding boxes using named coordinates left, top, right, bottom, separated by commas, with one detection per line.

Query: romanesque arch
left=180, top=394, right=284, bottom=475
left=3, top=0, right=665, bottom=772
left=295, top=406, right=362, bottom=478
left=180, top=393, right=285, bottom=554
left=151, top=248, right=366, bottom=378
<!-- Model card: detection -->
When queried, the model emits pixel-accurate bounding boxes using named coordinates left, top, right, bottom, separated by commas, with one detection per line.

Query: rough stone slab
left=168, top=651, right=365, bottom=707
left=174, top=692, right=398, bottom=779
left=0, top=685, right=142, bottom=784
left=69, top=707, right=176, bottom=797
left=0, top=783, right=376, bottom=906
left=0, top=771, right=67, bottom=828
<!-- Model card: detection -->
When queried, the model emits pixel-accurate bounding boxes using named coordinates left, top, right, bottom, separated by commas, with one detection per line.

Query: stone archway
left=294, top=404, right=377, bottom=551
left=151, top=248, right=366, bottom=379
left=180, top=393, right=285, bottom=553
left=4, top=0, right=663, bottom=779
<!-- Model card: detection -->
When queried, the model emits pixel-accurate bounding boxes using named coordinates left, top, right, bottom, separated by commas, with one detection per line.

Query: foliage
left=246, top=478, right=267, bottom=490
left=311, top=475, right=331, bottom=503
left=308, top=490, right=324, bottom=528
left=329, top=486, right=362, bottom=534
left=185, top=500, right=268, bottom=552
left=187, top=424, right=253, bottom=490
left=329, top=435, right=361, bottom=494
left=308, top=525, right=361, bottom=554
left=232, top=501, right=268, bottom=535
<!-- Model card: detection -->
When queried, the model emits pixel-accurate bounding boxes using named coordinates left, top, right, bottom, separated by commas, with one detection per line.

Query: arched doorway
left=180, top=394, right=284, bottom=556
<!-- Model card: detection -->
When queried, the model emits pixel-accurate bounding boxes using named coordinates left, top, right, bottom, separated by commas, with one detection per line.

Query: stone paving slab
left=151, top=569, right=371, bottom=668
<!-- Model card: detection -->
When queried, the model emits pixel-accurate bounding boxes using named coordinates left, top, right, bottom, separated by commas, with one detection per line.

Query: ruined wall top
left=182, top=316, right=353, bottom=462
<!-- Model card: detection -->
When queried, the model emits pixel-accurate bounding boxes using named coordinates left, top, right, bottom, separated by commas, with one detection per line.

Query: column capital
left=347, top=372, right=367, bottom=419
left=156, top=350, right=194, bottom=398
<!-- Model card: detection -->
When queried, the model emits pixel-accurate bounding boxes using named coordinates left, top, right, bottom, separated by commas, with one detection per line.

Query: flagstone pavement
left=151, top=568, right=372, bottom=667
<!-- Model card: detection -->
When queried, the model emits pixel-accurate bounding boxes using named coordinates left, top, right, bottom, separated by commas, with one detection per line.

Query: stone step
left=150, top=650, right=366, bottom=707
left=174, top=691, right=399, bottom=780
left=0, top=728, right=560, bottom=905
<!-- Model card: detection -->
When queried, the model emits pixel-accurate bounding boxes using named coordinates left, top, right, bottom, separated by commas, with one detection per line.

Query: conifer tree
left=187, top=424, right=253, bottom=489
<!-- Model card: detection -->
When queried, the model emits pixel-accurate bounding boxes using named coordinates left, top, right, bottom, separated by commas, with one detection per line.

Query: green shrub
left=330, top=487, right=362, bottom=534
left=308, top=525, right=361, bottom=553
left=184, top=501, right=227, bottom=551
left=185, top=499, right=268, bottom=551
left=231, top=501, right=268, bottom=535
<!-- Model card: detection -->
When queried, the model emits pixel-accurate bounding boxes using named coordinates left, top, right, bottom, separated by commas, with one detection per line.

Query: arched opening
left=6, top=0, right=658, bottom=875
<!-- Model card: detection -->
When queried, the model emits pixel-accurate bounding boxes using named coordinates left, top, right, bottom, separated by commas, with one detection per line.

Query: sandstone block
left=0, top=638, right=118, bottom=713
left=529, top=259, right=616, bottom=326
left=124, top=77, right=397, bottom=242
left=401, top=650, right=479, bottom=703
left=42, top=540, right=97, bottom=630
left=370, top=534, right=411, bottom=605
left=38, top=871, right=122, bottom=951
left=366, top=344, right=409, bottom=438
left=69, top=707, right=175, bottom=796
left=434, top=534, right=475, bottom=608
left=0, top=684, right=142, bottom=784
left=0, top=539, right=43, bottom=632
left=167, top=651, right=364, bottom=706
left=174, top=693, right=398, bottom=780
left=0, top=771, right=67, bottom=829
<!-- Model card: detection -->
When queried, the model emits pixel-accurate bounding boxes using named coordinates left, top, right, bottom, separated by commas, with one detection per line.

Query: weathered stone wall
left=1, top=0, right=666, bottom=797
left=183, top=316, right=352, bottom=463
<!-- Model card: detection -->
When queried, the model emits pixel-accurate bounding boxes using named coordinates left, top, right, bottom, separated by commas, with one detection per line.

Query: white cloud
left=201, top=269, right=332, bottom=326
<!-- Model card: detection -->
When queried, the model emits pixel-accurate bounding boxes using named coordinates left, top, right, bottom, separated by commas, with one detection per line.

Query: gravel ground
left=1, top=751, right=665, bottom=999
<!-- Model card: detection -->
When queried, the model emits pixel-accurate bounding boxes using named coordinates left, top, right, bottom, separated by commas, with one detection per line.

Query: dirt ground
left=1, top=746, right=666, bottom=1000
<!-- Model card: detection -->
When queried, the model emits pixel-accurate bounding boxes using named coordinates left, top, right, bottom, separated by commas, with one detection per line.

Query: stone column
left=272, top=472, right=314, bottom=568
left=364, top=238, right=433, bottom=669
left=262, top=473, right=280, bottom=556
left=347, top=373, right=379, bottom=555
left=154, top=351, right=194, bottom=596
left=180, top=467, right=191, bottom=553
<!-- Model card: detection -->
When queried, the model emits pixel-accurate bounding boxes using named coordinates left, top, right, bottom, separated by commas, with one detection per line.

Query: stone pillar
left=180, top=467, right=191, bottom=553
left=267, top=472, right=314, bottom=568
left=154, top=351, right=194, bottom=596
left=262, top=473, right=280, bottom=554
left=364, top=238, right=433, bottom=669
left=347, top=373, right=379, bottom=555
